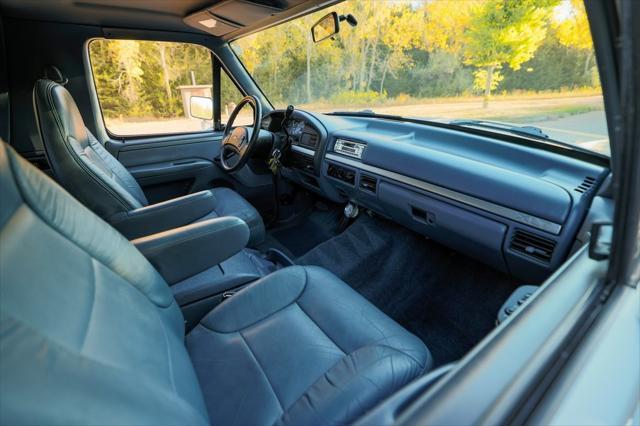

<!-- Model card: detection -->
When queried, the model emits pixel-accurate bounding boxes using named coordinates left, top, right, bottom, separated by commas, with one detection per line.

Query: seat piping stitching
left=238, top=331, right=285, bottom=413
left=197, top=269, right=309, bottom=333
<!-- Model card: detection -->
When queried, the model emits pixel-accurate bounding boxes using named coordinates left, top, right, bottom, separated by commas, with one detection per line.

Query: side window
left=221, top=70, right=253, bottom=126
left=89, top=39, right=242, bottom=137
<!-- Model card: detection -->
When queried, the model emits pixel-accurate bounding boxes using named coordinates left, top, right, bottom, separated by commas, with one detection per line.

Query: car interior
left=0, top=0, right=637, bottom=425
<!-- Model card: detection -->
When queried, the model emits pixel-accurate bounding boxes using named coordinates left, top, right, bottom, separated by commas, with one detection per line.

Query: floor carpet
left=267, top=204, right=343, bottom=258
left=297, top=213, right=519, bottom=367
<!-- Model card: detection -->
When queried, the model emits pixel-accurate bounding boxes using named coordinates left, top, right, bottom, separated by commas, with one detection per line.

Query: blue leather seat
left=33, top=77, right=265, bottom=245
left=0, top=141, right=431, bottom=425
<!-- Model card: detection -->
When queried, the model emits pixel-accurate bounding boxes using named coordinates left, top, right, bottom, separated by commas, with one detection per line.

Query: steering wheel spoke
left=219, top=96, right=262, bottom=172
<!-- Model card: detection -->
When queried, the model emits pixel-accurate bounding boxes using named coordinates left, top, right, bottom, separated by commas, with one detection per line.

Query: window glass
left=90, top=39, right=221, bottom=136
left=221, top=71, right=253, bottom=126
left=232, top=0, right=609, bottom=155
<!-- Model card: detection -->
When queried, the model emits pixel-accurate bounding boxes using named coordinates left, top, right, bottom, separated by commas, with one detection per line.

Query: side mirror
left=312, top=12, right=339, bottom=43
left=190, top=96, right=213, bottom=120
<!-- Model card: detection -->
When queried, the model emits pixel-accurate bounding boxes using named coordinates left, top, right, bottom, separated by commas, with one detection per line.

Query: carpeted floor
left=296, top=213, right=519, bottom=367
left=266, top=203, right=343, bottom=258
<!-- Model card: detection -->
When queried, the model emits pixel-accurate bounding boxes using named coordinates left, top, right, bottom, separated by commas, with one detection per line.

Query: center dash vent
left=574, top=176, right=596, bottom=194
left=510, top=230, right=556, bottom=263
left=359, top=174, right=377, bottom=193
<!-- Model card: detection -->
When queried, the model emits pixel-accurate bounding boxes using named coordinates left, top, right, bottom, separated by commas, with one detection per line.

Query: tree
left=422, top=0, right=479, bottom=55
left=377, top=4, right=425, bottom=93
left=554, top=0, right=594, bottom=76
left=463, top=0, right=560, bottom=107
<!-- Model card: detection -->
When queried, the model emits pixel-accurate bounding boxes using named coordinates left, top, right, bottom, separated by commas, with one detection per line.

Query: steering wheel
left=220, top=95, right=262, bottom=172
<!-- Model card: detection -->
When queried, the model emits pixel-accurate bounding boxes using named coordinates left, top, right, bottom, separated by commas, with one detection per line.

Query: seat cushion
left=0, top=142, right=208, bottom=425
left=186, top=266, right=432, bottom=426
left=196, top=187, right=265, bottom=247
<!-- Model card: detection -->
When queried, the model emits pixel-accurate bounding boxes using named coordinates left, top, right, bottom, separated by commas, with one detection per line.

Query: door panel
left=105, top=133, right=229, bottom=203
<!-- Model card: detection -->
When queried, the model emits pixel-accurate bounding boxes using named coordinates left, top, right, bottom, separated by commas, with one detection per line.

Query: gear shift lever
left=337, top=201, right=359, bottom=233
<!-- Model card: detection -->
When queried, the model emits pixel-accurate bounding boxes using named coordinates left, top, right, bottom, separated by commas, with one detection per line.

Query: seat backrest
left=0, top=141, right=208, bottom=425
left=33, top=78, right=148, bottom=220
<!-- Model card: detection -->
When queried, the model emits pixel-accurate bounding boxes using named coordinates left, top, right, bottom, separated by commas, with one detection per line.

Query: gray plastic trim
left=325, top=153, right=562, bottom=235
left=291, top=145, right=315, bottom=156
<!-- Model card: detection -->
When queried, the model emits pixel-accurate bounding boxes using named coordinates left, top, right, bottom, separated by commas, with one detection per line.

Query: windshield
left=231, top=0, right=609, bottom=156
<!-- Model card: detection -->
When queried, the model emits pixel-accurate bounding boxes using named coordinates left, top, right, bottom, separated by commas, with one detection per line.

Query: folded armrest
left=132, top=216, right=250, bottom=284
left=107, top=190, right=216, bottom=240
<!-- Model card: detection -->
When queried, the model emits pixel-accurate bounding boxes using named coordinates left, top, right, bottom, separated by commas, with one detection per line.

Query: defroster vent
left=574, top=176, right=596, bottom=194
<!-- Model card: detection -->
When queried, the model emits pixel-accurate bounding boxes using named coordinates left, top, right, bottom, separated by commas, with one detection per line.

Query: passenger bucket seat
left=0, top=141, right=431, bottom=425
left=32, top=68, right=265, bottom=245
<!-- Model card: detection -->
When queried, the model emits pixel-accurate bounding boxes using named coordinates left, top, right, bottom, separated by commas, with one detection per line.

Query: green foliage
left=501, top=36, right=597, bottom=91
left=463, top=0, right=561, bottom=105
left=89, top=0, right=601, bottom=117
left=387, top=51, right=474, bottom=98
left=327, top=90, right=386, bottom=106
left=90, top=40, right=213, bottom=119
left=231, top=0, right=597, bottom=109
left=473, top=67, right=503, bottom=93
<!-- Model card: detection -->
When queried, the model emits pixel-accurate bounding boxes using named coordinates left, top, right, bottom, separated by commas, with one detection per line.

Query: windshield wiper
left=449, top=119, right=550, bottom=140
left=329, top=110, right=402, bottom=119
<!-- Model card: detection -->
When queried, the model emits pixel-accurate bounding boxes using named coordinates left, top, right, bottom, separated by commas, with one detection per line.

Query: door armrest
left=107, top=190, right=216, bottom=240
left=132, top=217, right=249, bottom=284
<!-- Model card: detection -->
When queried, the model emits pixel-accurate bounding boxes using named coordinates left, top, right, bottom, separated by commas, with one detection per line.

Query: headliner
left=0, top=0, right=324, bottom=37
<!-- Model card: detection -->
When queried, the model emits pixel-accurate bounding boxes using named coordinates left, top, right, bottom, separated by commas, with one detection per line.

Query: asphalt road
left=519, top=110, right=610, bottom=155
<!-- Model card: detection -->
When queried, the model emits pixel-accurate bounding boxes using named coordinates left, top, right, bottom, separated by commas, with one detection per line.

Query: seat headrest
left=42, top=65, right=68, bottom=86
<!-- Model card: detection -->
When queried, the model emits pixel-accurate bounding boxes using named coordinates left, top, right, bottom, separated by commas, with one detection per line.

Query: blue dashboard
left=264, top=109, right=609, bottom=282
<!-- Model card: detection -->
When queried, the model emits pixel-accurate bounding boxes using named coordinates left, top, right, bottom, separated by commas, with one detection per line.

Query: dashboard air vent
left=510, top=230, right=556, bottom=263
left=359, top=174, right=377, bottom=193
left=574, top=176, right=596, bottom=194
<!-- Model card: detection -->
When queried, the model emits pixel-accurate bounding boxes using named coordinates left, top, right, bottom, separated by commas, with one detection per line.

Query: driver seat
left=33, top=75, right=265, bottom=245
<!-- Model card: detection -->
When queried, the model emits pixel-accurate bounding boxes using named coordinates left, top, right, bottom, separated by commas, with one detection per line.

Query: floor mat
left=297, top=214, right=519, bottom=367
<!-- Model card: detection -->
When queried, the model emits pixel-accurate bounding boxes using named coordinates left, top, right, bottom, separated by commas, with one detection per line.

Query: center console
left=263, top=109, right=331, bottom=193
left=288, top=119, right=320, bottom=174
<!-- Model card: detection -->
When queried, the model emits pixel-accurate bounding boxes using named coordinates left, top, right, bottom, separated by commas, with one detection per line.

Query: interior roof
left=0, top=0, right=330, bottom=40
left=0, top=0, right=315, bottom=36
left=0, top=0, right=216, bottom=33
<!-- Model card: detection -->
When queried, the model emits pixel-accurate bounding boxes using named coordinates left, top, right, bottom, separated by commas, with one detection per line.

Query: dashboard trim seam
left=325, top=153, right=562, bottom=235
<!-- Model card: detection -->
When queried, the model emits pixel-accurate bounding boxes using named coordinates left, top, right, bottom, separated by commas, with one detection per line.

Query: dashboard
left=262, top=109, right=609, bottom=283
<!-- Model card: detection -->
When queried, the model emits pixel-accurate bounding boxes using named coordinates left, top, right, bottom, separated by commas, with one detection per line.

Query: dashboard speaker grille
left=574, top=176, right=596, bottom=194
left=510, top=229, right=556, bottom=263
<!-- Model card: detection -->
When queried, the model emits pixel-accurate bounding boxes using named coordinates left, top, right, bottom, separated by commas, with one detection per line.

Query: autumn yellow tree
left=463, top=0, right=560, bottom=108
left=422, top=0, right=480, bottom=54
left=554, top=0, right=594, bottom=76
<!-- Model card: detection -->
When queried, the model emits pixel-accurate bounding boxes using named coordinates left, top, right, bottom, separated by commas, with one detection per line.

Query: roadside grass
left=297, top=87, right=603, bottom=109
left=292, top=89, right=605, bottom=124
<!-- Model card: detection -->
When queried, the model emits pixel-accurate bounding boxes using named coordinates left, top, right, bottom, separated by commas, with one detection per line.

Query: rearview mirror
left=190, top=96, right=213, bottom=120
left=311, top=12, right=339, bottom=43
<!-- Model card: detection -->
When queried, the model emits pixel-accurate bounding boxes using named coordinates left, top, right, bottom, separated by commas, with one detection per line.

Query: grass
left=290, top=88, right=606, bottom=124
left=296, top=87, right=603, bottom=110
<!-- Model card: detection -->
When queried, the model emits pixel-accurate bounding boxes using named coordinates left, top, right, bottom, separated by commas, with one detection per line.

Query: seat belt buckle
left=222, top=290, right=237, bottom=300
